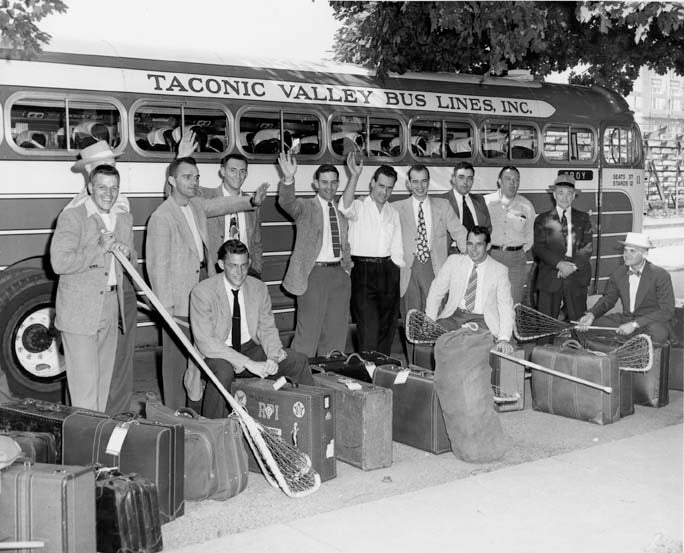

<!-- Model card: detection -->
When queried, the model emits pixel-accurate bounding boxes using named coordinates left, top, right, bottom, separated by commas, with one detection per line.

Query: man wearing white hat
left=577, top=232, right=675, bottom=342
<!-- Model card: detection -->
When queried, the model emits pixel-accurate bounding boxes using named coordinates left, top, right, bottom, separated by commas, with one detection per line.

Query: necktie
left=464, top=265, right=478, bottom=312
left=416, top=201, right=429, bottom=263
left=461, top=196, right=475, bottom=231
left=229, top=215, right=239, bottom=240
left=328, top=202, right=340, bottom=258
left=231, top=289, right=241, bottom=352
left=560, top=210, right=568, bottom=250
left=629, top=269, right=641, bottom=277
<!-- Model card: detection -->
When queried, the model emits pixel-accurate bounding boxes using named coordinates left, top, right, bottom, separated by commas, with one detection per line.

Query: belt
left=105, top=284, right=118, bottom=292
left=351, top=256, right=390, bottom=263
left=314, top=261, right=341, bottom=267
left=491, top=245, right=523, bottom=251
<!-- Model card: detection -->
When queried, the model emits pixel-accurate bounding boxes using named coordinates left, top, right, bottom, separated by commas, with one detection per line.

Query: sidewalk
left=170, top=424, right=683, bottom=553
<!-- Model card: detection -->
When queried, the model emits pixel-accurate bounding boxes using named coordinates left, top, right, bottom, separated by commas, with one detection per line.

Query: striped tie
left=329, top=202, right=340, bottom=258
left=464, top=265, right=478, bottom=312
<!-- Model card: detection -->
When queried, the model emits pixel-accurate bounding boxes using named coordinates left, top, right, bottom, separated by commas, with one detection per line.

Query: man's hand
left=346, top=151, right=363, bottom=178
left=177, top=130, right=198, bottom=158
left=111, top=241, right=131, bottom=259
left=263, top=358, right=279, bottom=376
left=556, top=260, right=577, bottom=278
left=244, top=359, right=270, bottom=379
left=253, top=182, right=269, bottom=206
left=575, top=312, right=595, bottom=332
left=277, top=151, right=297, bottom=182
left=494, top=340, right=514, bottom=355
left=617, top=321, right=638, bottom=336
left=98, top=231, right=116, bottom=252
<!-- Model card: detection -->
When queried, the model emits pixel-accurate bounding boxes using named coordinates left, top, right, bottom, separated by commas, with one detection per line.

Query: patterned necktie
left=464, top=265, right=478, bottom=312
left=231, top=289, right=241, bottom=352
left=461, top=196, right=475, bottom=231
left=229, top=214, right=239, bottom=240
left=416, top=201, right=429, bottom=263
left=560, top=210, right=568, bottom=250
left=328, top=202, right=341, bottom=258
left=629, top=269, right=641, bottom=277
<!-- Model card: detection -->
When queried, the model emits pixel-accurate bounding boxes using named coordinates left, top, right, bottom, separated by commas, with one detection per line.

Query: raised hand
left=253, top=182, right=269, bottom=206
left=277, top=151, right=297, bottom=182
left=346, top=151, right=363, bottom=178
left=177, top=130, right=198, bottom=158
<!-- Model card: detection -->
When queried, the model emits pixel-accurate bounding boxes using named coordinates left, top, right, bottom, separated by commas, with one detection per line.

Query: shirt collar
left=84, top=196, right=126, bottom=218
left=630, top=260, right=647, bottom=275
left=317, top=194, right=333, bottom=208
left=556, top=206, right=570, bottom=218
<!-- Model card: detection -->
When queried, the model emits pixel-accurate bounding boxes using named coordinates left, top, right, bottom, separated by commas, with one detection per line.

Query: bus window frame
left=601, top=124, right=642, bottom=167
left=328, top=110, right=407, bottom=162
left=129, top=98, right=234, bottom=159
left=479, top=119, right=541, bottom=163
left=541, top=123, right=597, bottom=164
left=5, top=91, right=127, bottom=158
left=236, top=105, right=326, bottom=160
left=408, top=115, right=476, bottom=162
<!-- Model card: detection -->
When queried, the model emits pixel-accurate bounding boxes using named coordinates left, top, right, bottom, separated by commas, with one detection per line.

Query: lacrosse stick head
left=405, top=309, right=447, bottom=344
left=513, top=303, right=572, bottom=341
left=614, top=333, right=653, bottom=373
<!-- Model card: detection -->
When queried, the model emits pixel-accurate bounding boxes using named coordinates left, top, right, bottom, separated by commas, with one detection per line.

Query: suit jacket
left=590, top=261, right=675, bottom=329
left=438, top=190, right=491, bottom=254
left=533, top=207, right=593, bottom=293
left=200, top=185, right=263, bottom=275
left=190, top=274, right=284, bottom=369
left=392, top=196, right=467, bottom=296
left=425, top=255, right=514, bottom=341
left=278, top=182, right=351, bottom=295
left=52, top=201, right=135, bottom=335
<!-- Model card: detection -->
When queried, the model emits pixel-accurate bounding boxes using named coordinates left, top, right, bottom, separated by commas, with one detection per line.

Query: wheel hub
left=14, top=308, right=65, bottom=378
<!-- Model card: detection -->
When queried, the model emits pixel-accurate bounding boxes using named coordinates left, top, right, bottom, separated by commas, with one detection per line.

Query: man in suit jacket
left=425, top=226, right=514, bottom=354
left=201, top=153, right=263, bottom=277
left=534, top=174, right=593, bottom=321
left=278, top=152, right=353, bottom=357
left=146, top=157, right=257, bottom=409
left=190, top=239, right=314, bottom=418
left=438, top=161, right=491, bottom=255
left=577, top=232, right=674, bottom=343
left=51, top=165, right=135, bottom=411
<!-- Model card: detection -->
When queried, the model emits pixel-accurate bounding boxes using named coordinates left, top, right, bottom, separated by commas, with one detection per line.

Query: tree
left=331, top=1, right=684, bottom=96
left=0, top=0, right=67, bottom=58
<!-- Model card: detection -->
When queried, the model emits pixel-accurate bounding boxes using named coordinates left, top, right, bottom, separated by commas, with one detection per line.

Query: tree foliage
left=331, top=1, right=684, bottom=96
left=0, top=0, right=67, bottom=58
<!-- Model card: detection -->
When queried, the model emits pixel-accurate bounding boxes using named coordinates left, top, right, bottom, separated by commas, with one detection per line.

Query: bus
left=0, top=39, right=644, bottom=399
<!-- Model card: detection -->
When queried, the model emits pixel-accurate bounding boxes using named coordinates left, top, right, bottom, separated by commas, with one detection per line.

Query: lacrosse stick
left=137, top=300, right=190, bottom=329
left=405, top=309, right=480, bottom=344
left=565, top=334, right=653, bottom=373
left=491, top=350, right=613, bottom=394
left=114, top=250, right=320, bottom=498
left=491, top=384, right=521, bottom=405
left=514, top=304, right=617, bottom=341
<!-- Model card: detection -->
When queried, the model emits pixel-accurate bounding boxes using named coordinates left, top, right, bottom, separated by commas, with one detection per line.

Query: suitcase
left=583, top=337, right=635, bottom=417
left=145, top=398, right=249, bottom=501
left=669, top=346, right=684, bottom=391
left=372, top=364, right=450, bottom=454
left=530, top=344, right=621, bottom=425
left=309, top=350, right=402, bottom=383
left=96, top=469, right=163, bottom=553
left=232, top=379, right=336, bottom=482
left=633, top=343, right=670, bottom=407
left=0, top=430, right=57, bottom=463
left=312, top=372, right=392, bottom=470
left=62, top=412, right=185, bottom=524
left=489, top=349, right=525, bottom=412
left=0, top=461, right=96, bottom=553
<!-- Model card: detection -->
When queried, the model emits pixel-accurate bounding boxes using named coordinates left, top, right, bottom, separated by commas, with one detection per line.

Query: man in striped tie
left=425, top=226, right=515, bottom=354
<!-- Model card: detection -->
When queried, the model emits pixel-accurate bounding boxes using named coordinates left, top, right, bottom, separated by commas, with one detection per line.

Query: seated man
left=190, top=239, right=314, bottom=418
left=577, top=232, right=674, bottom=343
left=425, top=226, right=514, bottom=354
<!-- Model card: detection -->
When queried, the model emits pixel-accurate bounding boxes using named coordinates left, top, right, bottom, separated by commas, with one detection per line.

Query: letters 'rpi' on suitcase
left=232, top=379, right=336, bottom=482
left=530, top=344, right=621, bottom=425
left=312, top=373, right=392, bottom=471
left=372, top=364, right=451, bottom=454
left=0, top=461, right=97, bottom=553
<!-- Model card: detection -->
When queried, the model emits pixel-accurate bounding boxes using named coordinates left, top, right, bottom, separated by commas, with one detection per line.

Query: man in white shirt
left=426, top=226, right=514, bottom=355
left=339, top=154, right=405, bottom=354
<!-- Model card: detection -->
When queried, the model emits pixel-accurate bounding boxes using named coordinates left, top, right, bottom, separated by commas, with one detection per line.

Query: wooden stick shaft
left=491, top=350, right=613, bottom=394
left=569, top=321, right=619, bottom=331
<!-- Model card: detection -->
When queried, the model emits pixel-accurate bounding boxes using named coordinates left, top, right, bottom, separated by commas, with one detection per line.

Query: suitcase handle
left=325, top=349, right=346, bottom=359
left=559, top=339, right=583, bottom=350
left=175, top=407, right=201, bottom=419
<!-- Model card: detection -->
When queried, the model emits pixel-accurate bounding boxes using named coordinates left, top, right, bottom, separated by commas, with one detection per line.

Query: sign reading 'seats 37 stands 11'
left=604, top=169, right=643, bottom=188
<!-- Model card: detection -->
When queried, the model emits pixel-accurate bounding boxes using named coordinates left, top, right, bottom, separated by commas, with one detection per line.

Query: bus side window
left=603, top=126, right=638, bottom=165
left=543, top=126, right=569, bottom=161
left=330, top=114, right=402, bottom=159
left=331, top=115, right=365, bottom=156
left=482, top=122, right=537, bottom=160
left=240, top=109, right=321, bottom=157
left=481, top=123, right=509, bottom=159
left=510, top=125, right=537, bottom=160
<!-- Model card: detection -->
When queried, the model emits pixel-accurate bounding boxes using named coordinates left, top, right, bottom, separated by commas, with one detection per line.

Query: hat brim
left=72, top=151, right=121, bottom=170
left=617, top=240, right=652, bottom=249
left=549, top=184, right=579, bottom=193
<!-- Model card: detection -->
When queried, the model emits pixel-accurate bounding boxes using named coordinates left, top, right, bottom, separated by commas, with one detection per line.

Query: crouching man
left=190, top=239, right=314, bottom=418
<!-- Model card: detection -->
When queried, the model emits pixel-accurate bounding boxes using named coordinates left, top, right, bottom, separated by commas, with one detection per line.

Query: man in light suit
left=146, top=157, right=262, bottom=409
left=201, top=153, right=263, bottom=278
left=190, top=240, right=314, bottom=419
left=278, top=152, right=353, bottom=357
left=426, top=226, right=515, bottom=354
left=577, top=232, right=674, bottom=343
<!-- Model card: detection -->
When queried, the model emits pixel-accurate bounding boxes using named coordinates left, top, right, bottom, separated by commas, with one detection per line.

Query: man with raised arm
left=277, top=151, right=353, bottom=357
left=339, top=153, right=405, bottom=355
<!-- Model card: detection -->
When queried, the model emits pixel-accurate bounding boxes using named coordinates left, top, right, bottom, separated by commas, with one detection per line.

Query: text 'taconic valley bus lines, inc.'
left=0, top=39, right=644, bottom=399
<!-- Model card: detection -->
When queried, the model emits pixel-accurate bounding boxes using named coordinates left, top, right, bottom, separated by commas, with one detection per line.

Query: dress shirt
left=411, top=196, right=433, bottom=250
left=222, top=277, right=251, bottom=346
left=339, top=195, right=405, bottom=267
left=484, top=191, right=535, bottom=251
left=556, top=206, right=572, bottom=257
left=457, top=257, right=490, bottom=314
left=221, top=187, right=248, bottom=248
left=315, top=194, right=340, bottom=262
left=179, top=204, right=204, bottom=259
left=452, top=190, right=479, bottom=226
left=628, top=260, right=646, bottom=313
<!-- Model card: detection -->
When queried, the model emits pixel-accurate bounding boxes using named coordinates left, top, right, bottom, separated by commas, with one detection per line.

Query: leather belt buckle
left=491, top=245, right=523, bottom=252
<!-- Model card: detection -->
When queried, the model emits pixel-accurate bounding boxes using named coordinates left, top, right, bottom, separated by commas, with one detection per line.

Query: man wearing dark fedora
left=577, top=232, right=674, bottom=342
left=533, top=174, right=593, bottom=322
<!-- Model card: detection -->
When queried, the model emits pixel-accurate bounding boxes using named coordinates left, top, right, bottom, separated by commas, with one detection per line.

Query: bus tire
left=0, top=269, right=65, bottom=402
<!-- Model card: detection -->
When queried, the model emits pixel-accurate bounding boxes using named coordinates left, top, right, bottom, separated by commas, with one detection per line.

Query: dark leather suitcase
left=145, top=398, right=249, bottom=501
left=0, top=461, right=97, bottom=553
left=312, top=372, right=392, bottom=470
left=62, top=412, right=185, bottom=524
left=309, top=350, right=402, bottom=383
left=372, top=364, right=450, bottom=454
left=669, top=346, right=684, bottom=391
left=530, top=344, right=621, bottom=425
left=633, top=343, right=670, bottom=407
left=583, top=337, right=635, bottom=417
left=489, top=349, right=526, bottom=412
left=96, top=469, right=163, bottom=553
left=0, top=430, right=57, bottom=463
left=232, top=379, right=336, bottom=482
